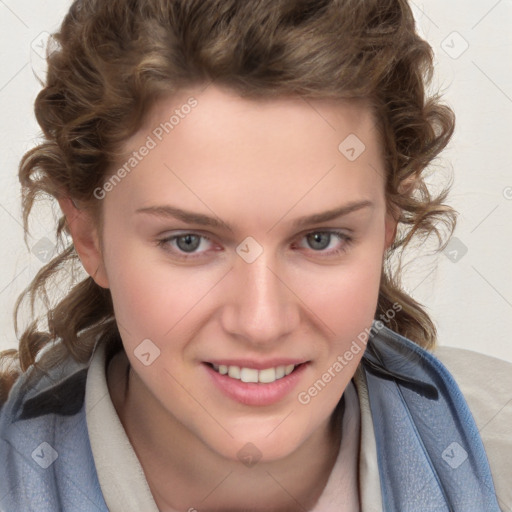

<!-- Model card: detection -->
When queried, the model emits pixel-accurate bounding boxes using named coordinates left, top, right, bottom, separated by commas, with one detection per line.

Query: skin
left=59, top=83, right=397, bottom=511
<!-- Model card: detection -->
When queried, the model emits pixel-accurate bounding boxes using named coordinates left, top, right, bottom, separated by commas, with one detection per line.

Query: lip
left=203, top=361, right=309, bottom=406
left=205, top=358, right=307, bottom=370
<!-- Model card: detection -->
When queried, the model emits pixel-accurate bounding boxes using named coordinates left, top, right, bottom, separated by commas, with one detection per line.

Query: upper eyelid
left=160, top=228, right=350, bottom=240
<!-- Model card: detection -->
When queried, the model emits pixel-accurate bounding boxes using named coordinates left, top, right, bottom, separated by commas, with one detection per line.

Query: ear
left=383, top=173, right=418, bottom=253
left=57, top=196, right=110, bottom=289
left=398, top=174, right=418, bottom=196
left=384, top=209, right=398, bottom=252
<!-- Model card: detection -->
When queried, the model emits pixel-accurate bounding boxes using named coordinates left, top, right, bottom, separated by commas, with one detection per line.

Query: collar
left=361, top=321, right=501, bottom=511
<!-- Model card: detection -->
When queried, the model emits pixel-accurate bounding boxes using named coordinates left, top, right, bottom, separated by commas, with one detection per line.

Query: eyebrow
left=135, top=199, right=374, bottom=232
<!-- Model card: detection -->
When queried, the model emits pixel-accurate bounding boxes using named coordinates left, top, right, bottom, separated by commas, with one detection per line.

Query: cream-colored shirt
left=85, top=342, right=365, bottom=511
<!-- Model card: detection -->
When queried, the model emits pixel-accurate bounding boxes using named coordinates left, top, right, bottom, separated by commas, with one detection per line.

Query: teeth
left=240, top=367, right=258, bottom=383
left=228, top=366, right=240, bottom=379
left=275, top=366, right=285, bottom=379
left=211, top=363, right=299, bottom=383
left=258, top=367, right=276, bottom=383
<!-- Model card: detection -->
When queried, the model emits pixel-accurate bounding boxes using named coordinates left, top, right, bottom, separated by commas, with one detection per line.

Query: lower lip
left=203, top=363, right=309, bottom=406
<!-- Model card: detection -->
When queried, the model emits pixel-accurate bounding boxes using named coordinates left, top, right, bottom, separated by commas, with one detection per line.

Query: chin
left=208, top=422, right=310, bottom=465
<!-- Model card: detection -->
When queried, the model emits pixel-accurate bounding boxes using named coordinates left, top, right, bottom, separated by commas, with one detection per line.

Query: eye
left=295, top=230, right=353, bottom=256
left=156, top=232, right=215, bottom=259
left=156, top=230, right=354, bottom=261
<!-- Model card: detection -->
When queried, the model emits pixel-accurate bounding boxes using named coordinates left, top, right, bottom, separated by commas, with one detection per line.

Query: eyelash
left=155, top=230, right=354, bottom=260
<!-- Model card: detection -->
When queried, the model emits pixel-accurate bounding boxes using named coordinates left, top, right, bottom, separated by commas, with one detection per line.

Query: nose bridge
left=222, top=250, right=298, bottom=343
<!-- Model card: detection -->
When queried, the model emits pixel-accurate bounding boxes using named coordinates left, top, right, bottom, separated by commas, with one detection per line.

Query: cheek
left=103, top=240, right=224, bottom=350
left=101, top=234, right=170, bottom=342
left=294, top=255, right=381, bottom=407
left=296, top=247, right=382, bottom=333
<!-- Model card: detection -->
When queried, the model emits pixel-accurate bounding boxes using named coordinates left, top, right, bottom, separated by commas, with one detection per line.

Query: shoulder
left=0, top=354, right=88, bottom=421
left=0, top=355, right=106, bottom=511
left=432, top=345, right=512, bottom=509
left=432, top=345, right=512, bottom=422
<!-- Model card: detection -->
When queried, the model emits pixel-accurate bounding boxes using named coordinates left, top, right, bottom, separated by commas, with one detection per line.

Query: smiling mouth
left=205, top=362, right=306, bottom=384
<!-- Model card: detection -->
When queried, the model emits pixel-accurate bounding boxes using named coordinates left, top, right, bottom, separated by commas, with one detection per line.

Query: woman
left=0, top=0, right=510, bottom=510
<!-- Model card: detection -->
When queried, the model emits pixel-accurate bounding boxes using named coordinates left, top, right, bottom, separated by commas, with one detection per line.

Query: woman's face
left=94, top=84, right=396, bottom=462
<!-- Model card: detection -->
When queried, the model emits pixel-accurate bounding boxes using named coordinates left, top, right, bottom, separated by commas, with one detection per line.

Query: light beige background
left=0, top=0, right=511, bottom=361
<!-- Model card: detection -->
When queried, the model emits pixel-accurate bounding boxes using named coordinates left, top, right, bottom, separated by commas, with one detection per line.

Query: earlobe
left=57, top=196, right=110, bottom=289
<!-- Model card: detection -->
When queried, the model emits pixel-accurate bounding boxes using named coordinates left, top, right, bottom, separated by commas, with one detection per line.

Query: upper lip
left=204, top=359, right=309, bottom=370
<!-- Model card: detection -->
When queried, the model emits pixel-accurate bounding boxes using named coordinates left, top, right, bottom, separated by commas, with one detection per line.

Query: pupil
left=308, top=232, right=330, bottom=250
left=177, top=234, right=200, bottom=252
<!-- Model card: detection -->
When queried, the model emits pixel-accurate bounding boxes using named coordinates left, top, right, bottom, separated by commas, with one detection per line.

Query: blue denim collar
left=362, top=321, right=501, bottom=511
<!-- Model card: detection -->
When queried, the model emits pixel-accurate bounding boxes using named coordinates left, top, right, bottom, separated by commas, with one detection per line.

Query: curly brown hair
left=0, top=0, right=456, bottom=405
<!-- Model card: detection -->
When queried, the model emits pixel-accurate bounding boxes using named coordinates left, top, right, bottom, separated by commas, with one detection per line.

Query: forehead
left=109, top=84, right=385, bottom=221
left=141, top=84, right=376, bottom=143
left=124, top=83, right=379, bottom=159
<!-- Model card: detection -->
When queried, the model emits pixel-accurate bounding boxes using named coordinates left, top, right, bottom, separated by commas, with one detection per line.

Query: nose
left=220, top=253, right=300, bottom=346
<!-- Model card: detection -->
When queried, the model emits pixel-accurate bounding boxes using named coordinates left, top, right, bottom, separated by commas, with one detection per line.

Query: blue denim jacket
left=0, top=324, right=503, bottom=511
